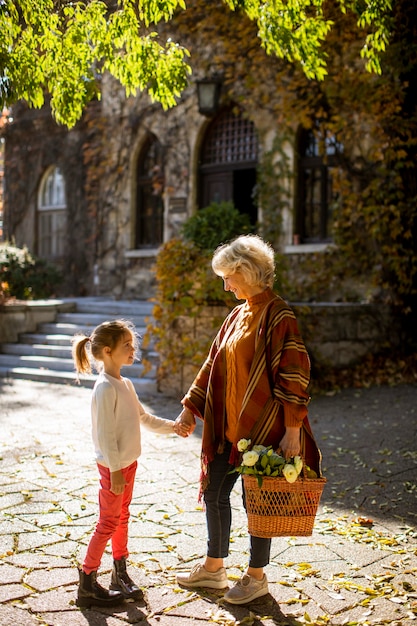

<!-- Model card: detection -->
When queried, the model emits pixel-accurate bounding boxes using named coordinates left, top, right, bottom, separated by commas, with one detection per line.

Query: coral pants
left=83, top=461, right=137, bottom=574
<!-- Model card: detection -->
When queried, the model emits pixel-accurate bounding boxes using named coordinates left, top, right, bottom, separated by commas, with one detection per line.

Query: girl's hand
left=279, top=426, right=301, bottom=460
left=174, top=420, right=193, bottom=437
left=174, top=407, right=196, bottom=438
left=110, top=470, right=126, bottom=495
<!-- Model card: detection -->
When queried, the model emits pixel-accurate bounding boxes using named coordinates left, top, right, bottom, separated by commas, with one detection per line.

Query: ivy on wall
left=174, top=0, right=417, bottom=333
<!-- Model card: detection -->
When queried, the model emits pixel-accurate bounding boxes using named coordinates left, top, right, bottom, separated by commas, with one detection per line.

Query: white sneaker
left=176, top=564, right=228, bottom=590
left=224, top=573, right=268, bottom=604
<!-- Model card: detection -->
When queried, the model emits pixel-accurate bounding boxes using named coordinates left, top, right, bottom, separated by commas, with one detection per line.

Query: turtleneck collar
left=246, top=287, right=276, bottom=308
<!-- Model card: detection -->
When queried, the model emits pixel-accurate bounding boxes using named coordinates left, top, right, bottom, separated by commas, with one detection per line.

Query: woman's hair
left=72, top=319, right=139, bottom=375
left=212, top=234, right=275, bottom=288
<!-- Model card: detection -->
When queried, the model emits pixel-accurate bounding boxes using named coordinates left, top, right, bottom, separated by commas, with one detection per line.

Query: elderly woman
left=175, top=234, right=321, bottom=605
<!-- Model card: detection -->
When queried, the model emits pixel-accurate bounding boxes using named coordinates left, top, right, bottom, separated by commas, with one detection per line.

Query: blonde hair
left=72, top=319, right=139, bottom=375
left=212, top=234, right=275, bottom=289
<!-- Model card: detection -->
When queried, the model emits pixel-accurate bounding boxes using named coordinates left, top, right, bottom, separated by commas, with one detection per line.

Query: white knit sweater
left=91, top=371, right=174, bottom=472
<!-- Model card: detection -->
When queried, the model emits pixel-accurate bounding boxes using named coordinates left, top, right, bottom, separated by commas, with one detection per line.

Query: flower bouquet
left=233, top=438, right=307, bottom=487
left=234, top=439, right=326, bottom=538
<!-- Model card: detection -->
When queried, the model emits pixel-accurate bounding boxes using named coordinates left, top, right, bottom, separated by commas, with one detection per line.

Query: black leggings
left=203, top=441, right=271, bottom=568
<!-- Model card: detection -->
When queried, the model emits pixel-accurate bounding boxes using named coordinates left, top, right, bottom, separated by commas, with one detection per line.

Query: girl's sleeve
left=127, top=380, right=174, bottom=434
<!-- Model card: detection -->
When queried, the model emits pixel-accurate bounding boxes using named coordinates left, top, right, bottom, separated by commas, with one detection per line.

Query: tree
left=0, top=0, right=393, bottom=128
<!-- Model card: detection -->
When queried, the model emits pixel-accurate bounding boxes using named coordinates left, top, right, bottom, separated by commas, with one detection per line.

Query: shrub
left=0, top=242, right=63, bottom=300
left=145, top=203, right=291, bottom=394
left=181, top=201, right=252, bottom=251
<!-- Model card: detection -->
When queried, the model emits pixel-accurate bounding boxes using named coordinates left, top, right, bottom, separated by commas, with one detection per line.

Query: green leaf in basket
left=269, top=453, right=286, bottom=467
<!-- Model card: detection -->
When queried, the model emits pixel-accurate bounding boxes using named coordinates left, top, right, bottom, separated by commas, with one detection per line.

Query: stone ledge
left=0, top=300, right=76, bottom=343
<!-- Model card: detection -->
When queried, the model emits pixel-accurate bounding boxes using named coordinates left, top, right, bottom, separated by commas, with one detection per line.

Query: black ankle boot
left=76, top=569, right=124, bottom=608
left=110, top=557, right=144, bottom=601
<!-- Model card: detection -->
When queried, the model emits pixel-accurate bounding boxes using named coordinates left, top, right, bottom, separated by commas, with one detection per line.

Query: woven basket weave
left=243, top=473, right=326, bottom=538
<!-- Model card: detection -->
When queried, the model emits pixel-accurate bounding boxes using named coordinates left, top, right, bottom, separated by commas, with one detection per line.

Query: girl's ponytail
left=72, top=335, right=92, bottom=375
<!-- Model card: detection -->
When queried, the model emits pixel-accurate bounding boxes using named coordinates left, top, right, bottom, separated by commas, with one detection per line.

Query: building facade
left=3, top=3, right=393, bottom=302
left=3, top=79, right=344, bottom=299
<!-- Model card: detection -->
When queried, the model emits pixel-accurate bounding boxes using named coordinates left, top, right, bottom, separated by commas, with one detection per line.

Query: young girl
left=72, top=319, right=188, bottom=608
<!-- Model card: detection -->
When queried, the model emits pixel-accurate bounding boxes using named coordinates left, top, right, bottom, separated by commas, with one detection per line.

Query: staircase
left=0, top=298, right=159, bottom=394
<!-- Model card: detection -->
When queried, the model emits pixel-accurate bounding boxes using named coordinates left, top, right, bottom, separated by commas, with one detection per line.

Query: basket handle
left=276, top=448, right=309, bottom=479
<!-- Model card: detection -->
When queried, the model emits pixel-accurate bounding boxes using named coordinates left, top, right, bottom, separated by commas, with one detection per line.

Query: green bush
left=0, top=242, right=63, bottom=300
left=181, top=201, right=252, bottom=251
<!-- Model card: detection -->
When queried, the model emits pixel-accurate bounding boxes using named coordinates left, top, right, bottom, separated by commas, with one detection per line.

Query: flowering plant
left=232, top=438, right=304, bottom=487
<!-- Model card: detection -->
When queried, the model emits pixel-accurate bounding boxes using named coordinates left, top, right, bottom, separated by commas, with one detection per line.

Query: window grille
left=202, top=110, right=258, bottom=165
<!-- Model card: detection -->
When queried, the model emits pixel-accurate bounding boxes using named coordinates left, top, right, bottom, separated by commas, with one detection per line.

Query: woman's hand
left=279, top=426, right=301, bottom=460
left=174, top=407, right=196, bottom=438
left=110, top=470, right=127, bottom=495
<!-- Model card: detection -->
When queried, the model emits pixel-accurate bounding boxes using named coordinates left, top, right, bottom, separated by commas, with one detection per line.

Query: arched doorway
left=199, top=108, right=258, bottom=224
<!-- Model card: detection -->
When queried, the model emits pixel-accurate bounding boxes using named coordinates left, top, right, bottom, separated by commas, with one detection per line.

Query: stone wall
left=292, top=302, right=394, bottom=368
left=157, top=302, right=396, bottom=398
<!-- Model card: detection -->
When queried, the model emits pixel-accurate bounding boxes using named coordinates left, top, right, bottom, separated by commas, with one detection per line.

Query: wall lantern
left=196, top=78, right=222, bottom=117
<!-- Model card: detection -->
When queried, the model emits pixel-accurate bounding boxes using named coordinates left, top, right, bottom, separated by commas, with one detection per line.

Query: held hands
left=174, top=407, right=196, bottom=438
left=110, top=470, right=127, bottom=495
left=279, top=426, right=301, bottom=460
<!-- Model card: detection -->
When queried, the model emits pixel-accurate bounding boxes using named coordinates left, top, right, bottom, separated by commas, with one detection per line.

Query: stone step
left=63, top=298, right=154, bottom=317
left=20, top=333, right=81, bottom=346
left=38, top=322, right=148, bottom=337
left=1, top=342, right=73, bottom=358
left=0, top=366, right=157, bottom=394
left=0, top=353, right=151, bottom=377
left=0, top=298, right=159, bottom=393
left=56, top=312, right=149, bottom=328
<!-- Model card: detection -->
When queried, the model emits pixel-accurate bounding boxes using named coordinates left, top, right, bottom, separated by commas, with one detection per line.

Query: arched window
left=37, top=166, right=67, bottom=259
left=199, top=108, right=258, bottom=224
left=135, top=136, right=164, bottom=248
left=296, top=127, right=343, bottom=243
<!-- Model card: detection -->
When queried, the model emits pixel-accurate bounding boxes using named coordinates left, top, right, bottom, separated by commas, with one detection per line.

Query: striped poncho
left=182, top=288, right=321, bottom=493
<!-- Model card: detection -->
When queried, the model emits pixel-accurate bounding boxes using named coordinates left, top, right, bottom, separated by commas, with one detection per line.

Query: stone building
left=1, top=4, right=398, bottom=303
left=2, top=81, right=341, bottom=300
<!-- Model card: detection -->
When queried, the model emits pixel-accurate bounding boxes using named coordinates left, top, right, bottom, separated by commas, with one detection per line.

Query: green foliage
left=0, top=0, right=394, bottom=127
left=224, top=0, right=393, bottom=77
left=0, top=243, right=62, bottom=300
left=144, top=237, right=235, bottom=392
left=181, top=201, right=252, bottom=251
left=145, top=203, right=249, bottom=390
left=146, top=203, right=289, bottom=393
left=0, top=0, right=191, bottom=127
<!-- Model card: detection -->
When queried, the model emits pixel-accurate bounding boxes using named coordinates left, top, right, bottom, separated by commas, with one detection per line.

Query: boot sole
left=76, top=595, right=124, bottom=608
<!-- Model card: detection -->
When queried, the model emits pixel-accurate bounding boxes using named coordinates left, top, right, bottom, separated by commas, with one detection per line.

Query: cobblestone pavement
left=0, top=379, right=416, bottom=626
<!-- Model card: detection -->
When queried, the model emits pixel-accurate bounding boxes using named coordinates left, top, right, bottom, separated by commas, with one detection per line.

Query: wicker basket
left=243, top=473, right=326, bottom=538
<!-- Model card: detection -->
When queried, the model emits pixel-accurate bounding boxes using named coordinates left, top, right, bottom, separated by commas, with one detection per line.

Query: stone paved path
left=0, top=379, right=416, bottom=625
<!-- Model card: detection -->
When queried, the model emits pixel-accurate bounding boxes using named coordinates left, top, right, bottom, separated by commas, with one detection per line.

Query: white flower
left=237, top=438, right=251, bottom=452
left=294, top=455, right=303, bottom=475
left=282, top=464, right=298, bottom=483
left=242, top=450, right=259, bottom=467
left=252, top=444, right=267, bottom=453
